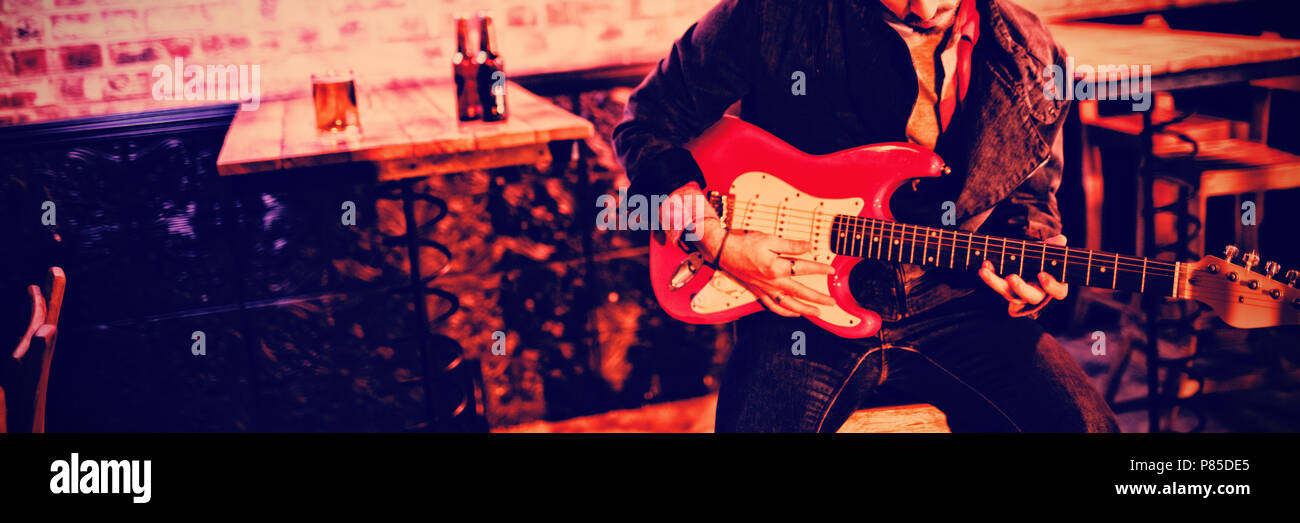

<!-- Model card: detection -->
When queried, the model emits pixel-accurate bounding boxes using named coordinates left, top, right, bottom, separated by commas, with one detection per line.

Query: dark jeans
left=715, top=291, right=1121, bottom=433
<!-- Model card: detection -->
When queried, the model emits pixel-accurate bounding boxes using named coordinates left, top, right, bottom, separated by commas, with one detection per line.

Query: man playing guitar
left=614, top=0, right=1121, bottom=432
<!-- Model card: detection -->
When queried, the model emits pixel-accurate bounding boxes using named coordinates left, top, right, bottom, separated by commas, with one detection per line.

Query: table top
left=1028, top=0, right=1240, bottom=22
left=216, top=81, right=594, bottom=177
left=1051, top=23, right=1300, bottom=84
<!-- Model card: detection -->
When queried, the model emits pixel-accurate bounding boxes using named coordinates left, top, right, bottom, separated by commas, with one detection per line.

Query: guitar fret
left=800, top=208, right=1187, bottom=300
left=1086, top=250, right=1093, bottom=286
left=844, top=218, right=852, bottom=257
left=922, top=228, right=930, bottom=265
left=869, top=219, right=878, bottom=259
left=877, top=220, right=885, bottom=260
left=949, top=230, right=956, bottom=269
left=964, top=232, right=972, bottom=269
left=891, top=222, right=900, bottom=261
left=851, top=218, right=857, bottom=257
left=880, top=222, right=888, bottom=261
left=851, top=219, right=859, bottom=258
left=1140, top=258, right=1147, bottom=292
left=838, top=216, right=846, bottom=256
left=909, top=225, right=917, bottom=264
left=862, top=219, right=869, bottom=259
left=883, top=222, right=892, bottom=261
left=895, top=222, right=903, bottom=262
left=864, top=220, right=870, bottom=258
left=1061, top=246, right=1068, bottom=283
left=999, top=238, right=1007, bottom=273
left=1112, top=255, right=1119, bottom=289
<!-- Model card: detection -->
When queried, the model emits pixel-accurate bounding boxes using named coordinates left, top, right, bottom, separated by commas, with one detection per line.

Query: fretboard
left=828, top=215, right=1182, bottom=298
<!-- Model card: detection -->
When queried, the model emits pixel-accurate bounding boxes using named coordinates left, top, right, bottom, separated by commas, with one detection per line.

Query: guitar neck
left=828, top=215, right=1183, bottom=298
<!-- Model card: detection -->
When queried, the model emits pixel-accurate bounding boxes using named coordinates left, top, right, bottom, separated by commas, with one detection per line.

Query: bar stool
left=2, top=267, right=65, bottom=433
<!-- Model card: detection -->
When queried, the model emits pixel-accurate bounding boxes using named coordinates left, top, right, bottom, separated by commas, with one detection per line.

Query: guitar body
left=649, top=116, right=947, bottom=338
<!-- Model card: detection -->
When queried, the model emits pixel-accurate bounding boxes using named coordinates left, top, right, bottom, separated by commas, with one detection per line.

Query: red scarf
left=940, top=0, right=980, bottom=130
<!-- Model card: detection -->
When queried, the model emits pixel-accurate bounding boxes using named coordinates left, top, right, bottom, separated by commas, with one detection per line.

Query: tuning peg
left=1265, top=261, right=1281, bottom=278
left=1287, top=269, right=1300, bottom=286
left=1223, top=245, right=1240, bottom=261
left=1242, top=250, right=1260, bottom=272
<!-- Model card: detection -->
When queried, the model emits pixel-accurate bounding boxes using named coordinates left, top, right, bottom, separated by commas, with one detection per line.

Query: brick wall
left=0, top=0, right=1231, bottom=125
left=0, top=0, right=720, bottom=125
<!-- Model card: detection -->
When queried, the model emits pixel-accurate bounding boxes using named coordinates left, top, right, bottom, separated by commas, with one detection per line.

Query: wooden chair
left=2, top=267, right=65, bottom=433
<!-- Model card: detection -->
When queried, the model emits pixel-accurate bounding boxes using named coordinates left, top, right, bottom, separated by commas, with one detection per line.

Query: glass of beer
left=311, top=70, right=360, bottom=138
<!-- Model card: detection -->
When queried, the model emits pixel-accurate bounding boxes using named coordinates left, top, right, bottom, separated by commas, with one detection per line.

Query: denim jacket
left=613, top=0, right=1071, bottom=321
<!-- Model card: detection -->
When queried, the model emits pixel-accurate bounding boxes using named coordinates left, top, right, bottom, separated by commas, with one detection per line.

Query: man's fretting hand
left=977, top=234, right=1069, bottom=317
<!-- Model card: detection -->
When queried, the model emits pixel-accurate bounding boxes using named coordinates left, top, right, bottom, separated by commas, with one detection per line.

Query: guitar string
left=712, top=200, right=1291, bottom=308
left=720, top=202, right=1300, bottom=307
left=722, top=200, right=1178, bottom=275
left=720, top=196, right=1172, bottom=271
left=718, top=195, right=1167, bottom=269
left=729, top=209, right=1178, bottom=277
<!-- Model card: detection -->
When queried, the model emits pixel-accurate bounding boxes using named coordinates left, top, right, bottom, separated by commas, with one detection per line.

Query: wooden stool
left=836, top=403, right=950, bottom=433
left=1153, top=138, right=1300, bottom=255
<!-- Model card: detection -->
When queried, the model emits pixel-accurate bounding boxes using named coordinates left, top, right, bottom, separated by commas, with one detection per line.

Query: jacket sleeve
left=982, top=129, right=1066, bottom=242
left=611, top=0, right=760, bottom=200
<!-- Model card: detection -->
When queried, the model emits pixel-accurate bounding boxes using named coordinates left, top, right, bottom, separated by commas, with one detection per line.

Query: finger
left=1008, top=300, right=1028, bottom=316
left=769, top=238, right=812, bottom=256
left=1044, top=234, right=1068, bottom=246
left=979, top=261, right=1017, bottom=302
left=1005, top=274, right=1046, bottom=304
left=774, top=278, right=836, bottom=306
left=762, top=293, right=820, bottom=317
left=784, top=258, right=836, bottom=276
left=778, top=296, right=822, bottom=317
left=758, top=294, right=801, bottom=317
left=1038, top=272, right=1069, bottom=300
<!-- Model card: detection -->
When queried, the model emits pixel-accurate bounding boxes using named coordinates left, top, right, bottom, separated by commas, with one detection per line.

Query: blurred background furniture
left=217, top=81, right=593, bottom=431
left=1063, top=17, right=1300, bottom=432
left=2, top=267, right=65, bottom=433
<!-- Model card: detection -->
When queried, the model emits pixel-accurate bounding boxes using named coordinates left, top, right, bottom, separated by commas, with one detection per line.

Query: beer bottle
left=452, top=15, right=480, bottom=121
left=475, top=13, right=508, bottom=122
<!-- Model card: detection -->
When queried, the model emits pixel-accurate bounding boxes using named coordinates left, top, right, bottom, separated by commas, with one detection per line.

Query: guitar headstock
left=1182, top=247, right=1300, bottom=329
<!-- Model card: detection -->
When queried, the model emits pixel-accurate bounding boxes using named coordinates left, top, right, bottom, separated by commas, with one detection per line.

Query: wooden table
left=1028, top=0, right=1241, bottom=23
left=217, top=81, right=593, bottom=178
left=216, top=80, right=593, bottom=430
left=1050, top=23, right=1300, bottom=91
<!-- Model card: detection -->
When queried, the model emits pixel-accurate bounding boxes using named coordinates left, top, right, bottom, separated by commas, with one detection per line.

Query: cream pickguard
left=689, top=171, right=866, bottom=328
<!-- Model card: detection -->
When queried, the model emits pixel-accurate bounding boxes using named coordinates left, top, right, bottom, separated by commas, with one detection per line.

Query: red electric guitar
left=650, top=116, right=1300, bottom=338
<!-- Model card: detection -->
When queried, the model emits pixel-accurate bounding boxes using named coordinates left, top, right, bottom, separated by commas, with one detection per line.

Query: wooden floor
left=494, top=394, right=952, bottom=433
left=495, top=395, right=718, bottom=433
